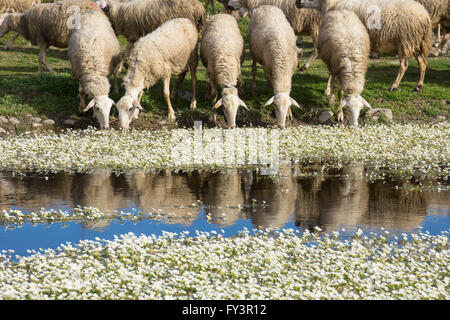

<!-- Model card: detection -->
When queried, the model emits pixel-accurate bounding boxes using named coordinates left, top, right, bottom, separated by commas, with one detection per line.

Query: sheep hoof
left=299, top=65, right=308, bottom=72
left=190, top=101, right=197, bottom=110
left=388, top=87, right=398, bottom=92
left=413, top=85, right=423, bottom=93
left=2, top=46, right=10, bottom=51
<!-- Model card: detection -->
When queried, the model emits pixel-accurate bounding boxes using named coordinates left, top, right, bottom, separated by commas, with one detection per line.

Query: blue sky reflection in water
left=0, top=167, right=448, bottom=257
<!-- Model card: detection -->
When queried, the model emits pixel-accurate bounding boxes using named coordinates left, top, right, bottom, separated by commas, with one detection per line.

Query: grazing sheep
left=296, top=0, right=433, bottom=92
left=0, top=0, right=41, bottom=50
left=227, top=0, right=322, bottom=72
left=68, top=7, right=121, bottom=129
left=0, top=0, right=102, bottom=75
left=201, top=13, right=247, bottom=128
left=248, top=5, right=301, bottom=129
left=96, top=0, right=205, bottom=72
left=415, top=0, right=449, bottom=56
left=317, top=9, right=371, bottom=127
left=116, top=18, right=199, bottom=129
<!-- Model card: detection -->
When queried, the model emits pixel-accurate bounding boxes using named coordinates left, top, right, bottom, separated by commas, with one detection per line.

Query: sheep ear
left=263, top=96, right=275, bottom=107
left=238, top=98, right=248, bottom=110
left=84, top=99, right=96, bottom=112
left=214, top=98, right=223, bottom=109
left=361, top=97, right=372, bottom=109
left=108, top=97, right=116, bottom=106
left=290, top=97, right=302, bottom=109
left=132, top=100, right=143, bottom=110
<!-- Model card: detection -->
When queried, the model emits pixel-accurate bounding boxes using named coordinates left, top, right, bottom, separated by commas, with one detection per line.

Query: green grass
left=0, top=12, right=449, bottom=131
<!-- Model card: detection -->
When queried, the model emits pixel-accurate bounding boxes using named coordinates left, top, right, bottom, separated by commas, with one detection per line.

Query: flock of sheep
left=0, top=0, right=449, bottom=129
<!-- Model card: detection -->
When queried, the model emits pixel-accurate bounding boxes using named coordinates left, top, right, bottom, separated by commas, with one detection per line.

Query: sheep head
left=116, top=95, right=143, bottom=129
left=227, top=1, right=250, bottom=17
left=213, top=86, right=248, bottom=129
left=263, top=93, right=301, bottom=129
left=296, top=0, right=321, bottom=9
left=338, top=94, right=371, bottom=128
left=84, top=96, right=115, bottom=129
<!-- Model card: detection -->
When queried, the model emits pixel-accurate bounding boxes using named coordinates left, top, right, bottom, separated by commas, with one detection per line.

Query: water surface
left=0, top=166, right=448, bottom=256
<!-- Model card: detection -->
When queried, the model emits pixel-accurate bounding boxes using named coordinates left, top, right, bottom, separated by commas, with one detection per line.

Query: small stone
left=435, top=120, right=450, bottom=127
left=366, top=108, right=393, bottom=122
left=42, top=119, right=55, bottom=125
left=64, top=119, right=77, bottom=126
left=30, top=117, right=42, bottom=123
left=318, top=111, right=334, bottom=124
left=0, top=116, right=8, bottom=124
left=32, top=122, right=42, bottom=129
left=0, top=127, right=6, bottom=134
left=9, top=117, right=20, bottom=125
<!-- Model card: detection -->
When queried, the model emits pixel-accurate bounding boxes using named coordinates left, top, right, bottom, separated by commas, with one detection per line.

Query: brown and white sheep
left=116, top=18, right=199, bottom=128
left=201, top=13, right=247, bottom=128
left=0, top=0, right=102, bottom=75
left=297, top=0, right=433, bottom=92
left=248, top=5, right=301, bottom=129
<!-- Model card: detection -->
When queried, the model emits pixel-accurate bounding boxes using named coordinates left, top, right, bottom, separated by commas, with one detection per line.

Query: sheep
left=227, top=0, right=322, bottom=72
left=116, top=18, right=199, bottom=129
left=0, top=0, right=41, bottom=50
left=415, top=0, right=449, bottom=56
left=0, top=0, right=102, bottom=75
left=200, top=13, right=247, bottom=128
left=96, top=0, right=206, bottom=72
left=296, top=0, right=433, bottom=92
left=317, top=9, right=372, bottom=127
left=68, top=7, right=121, bottom=129
left=248, top=5, right=301, bottom=129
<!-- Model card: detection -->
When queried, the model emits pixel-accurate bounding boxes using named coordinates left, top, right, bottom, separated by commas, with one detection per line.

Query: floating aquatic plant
left=0, top=228, right=448, bottom=299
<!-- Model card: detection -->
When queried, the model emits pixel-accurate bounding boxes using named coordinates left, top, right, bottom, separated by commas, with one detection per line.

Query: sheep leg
left=326, top=75, right=336, bottom=107
left=79, top=86, right=86, bottom=114
left=252, top=58, right=257, bottom=97
left=171, top=72, right=186, bottom=99
left=388, top=56, right=408, bottom=92
left=211, top=0, right=215, bottom=15
left=324, top=74, right=333, bottom=97
left=209, top=77, right=218, bottom=124
left=112, top=65, right=120, bottom=95
left=413, top=53, right=426, bottom=92
left=3, top=32, right=20, bottom=50
left=337, top=89, right=344, bottom=123
left=237, top=65, right=243, bottom=96
left=38, top=47, right=55, bottom=75
left=299, top=47, right=318, bottom=72
left=434, top=29, right=449, bottom=56
left=163, top=77, right=176, bottom=120
left=118, top=41, right=134, bottom=73
left=189, top=60, right=198, bottom=110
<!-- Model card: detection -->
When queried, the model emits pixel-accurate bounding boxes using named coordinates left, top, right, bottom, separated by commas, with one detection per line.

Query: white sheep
left=0, top=0, right=102, bottom=75
left=415, top=0, right=449, bottom=56
left=116, top=18, right=199, bottom=129
left=0, top=0, right=41, bottom=50
left=248, top=5, right=301, bottom=129
left=227, top=0, right=322, bottom=72
left=68, top=7, right=121, bottom=129
left=96, top=0, right=206, bottom=73
left=200, top=13, right=247, bottom=128
left=297, top=0, right=433, bottom=92
left=317, top=9, right=372, bottom=127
